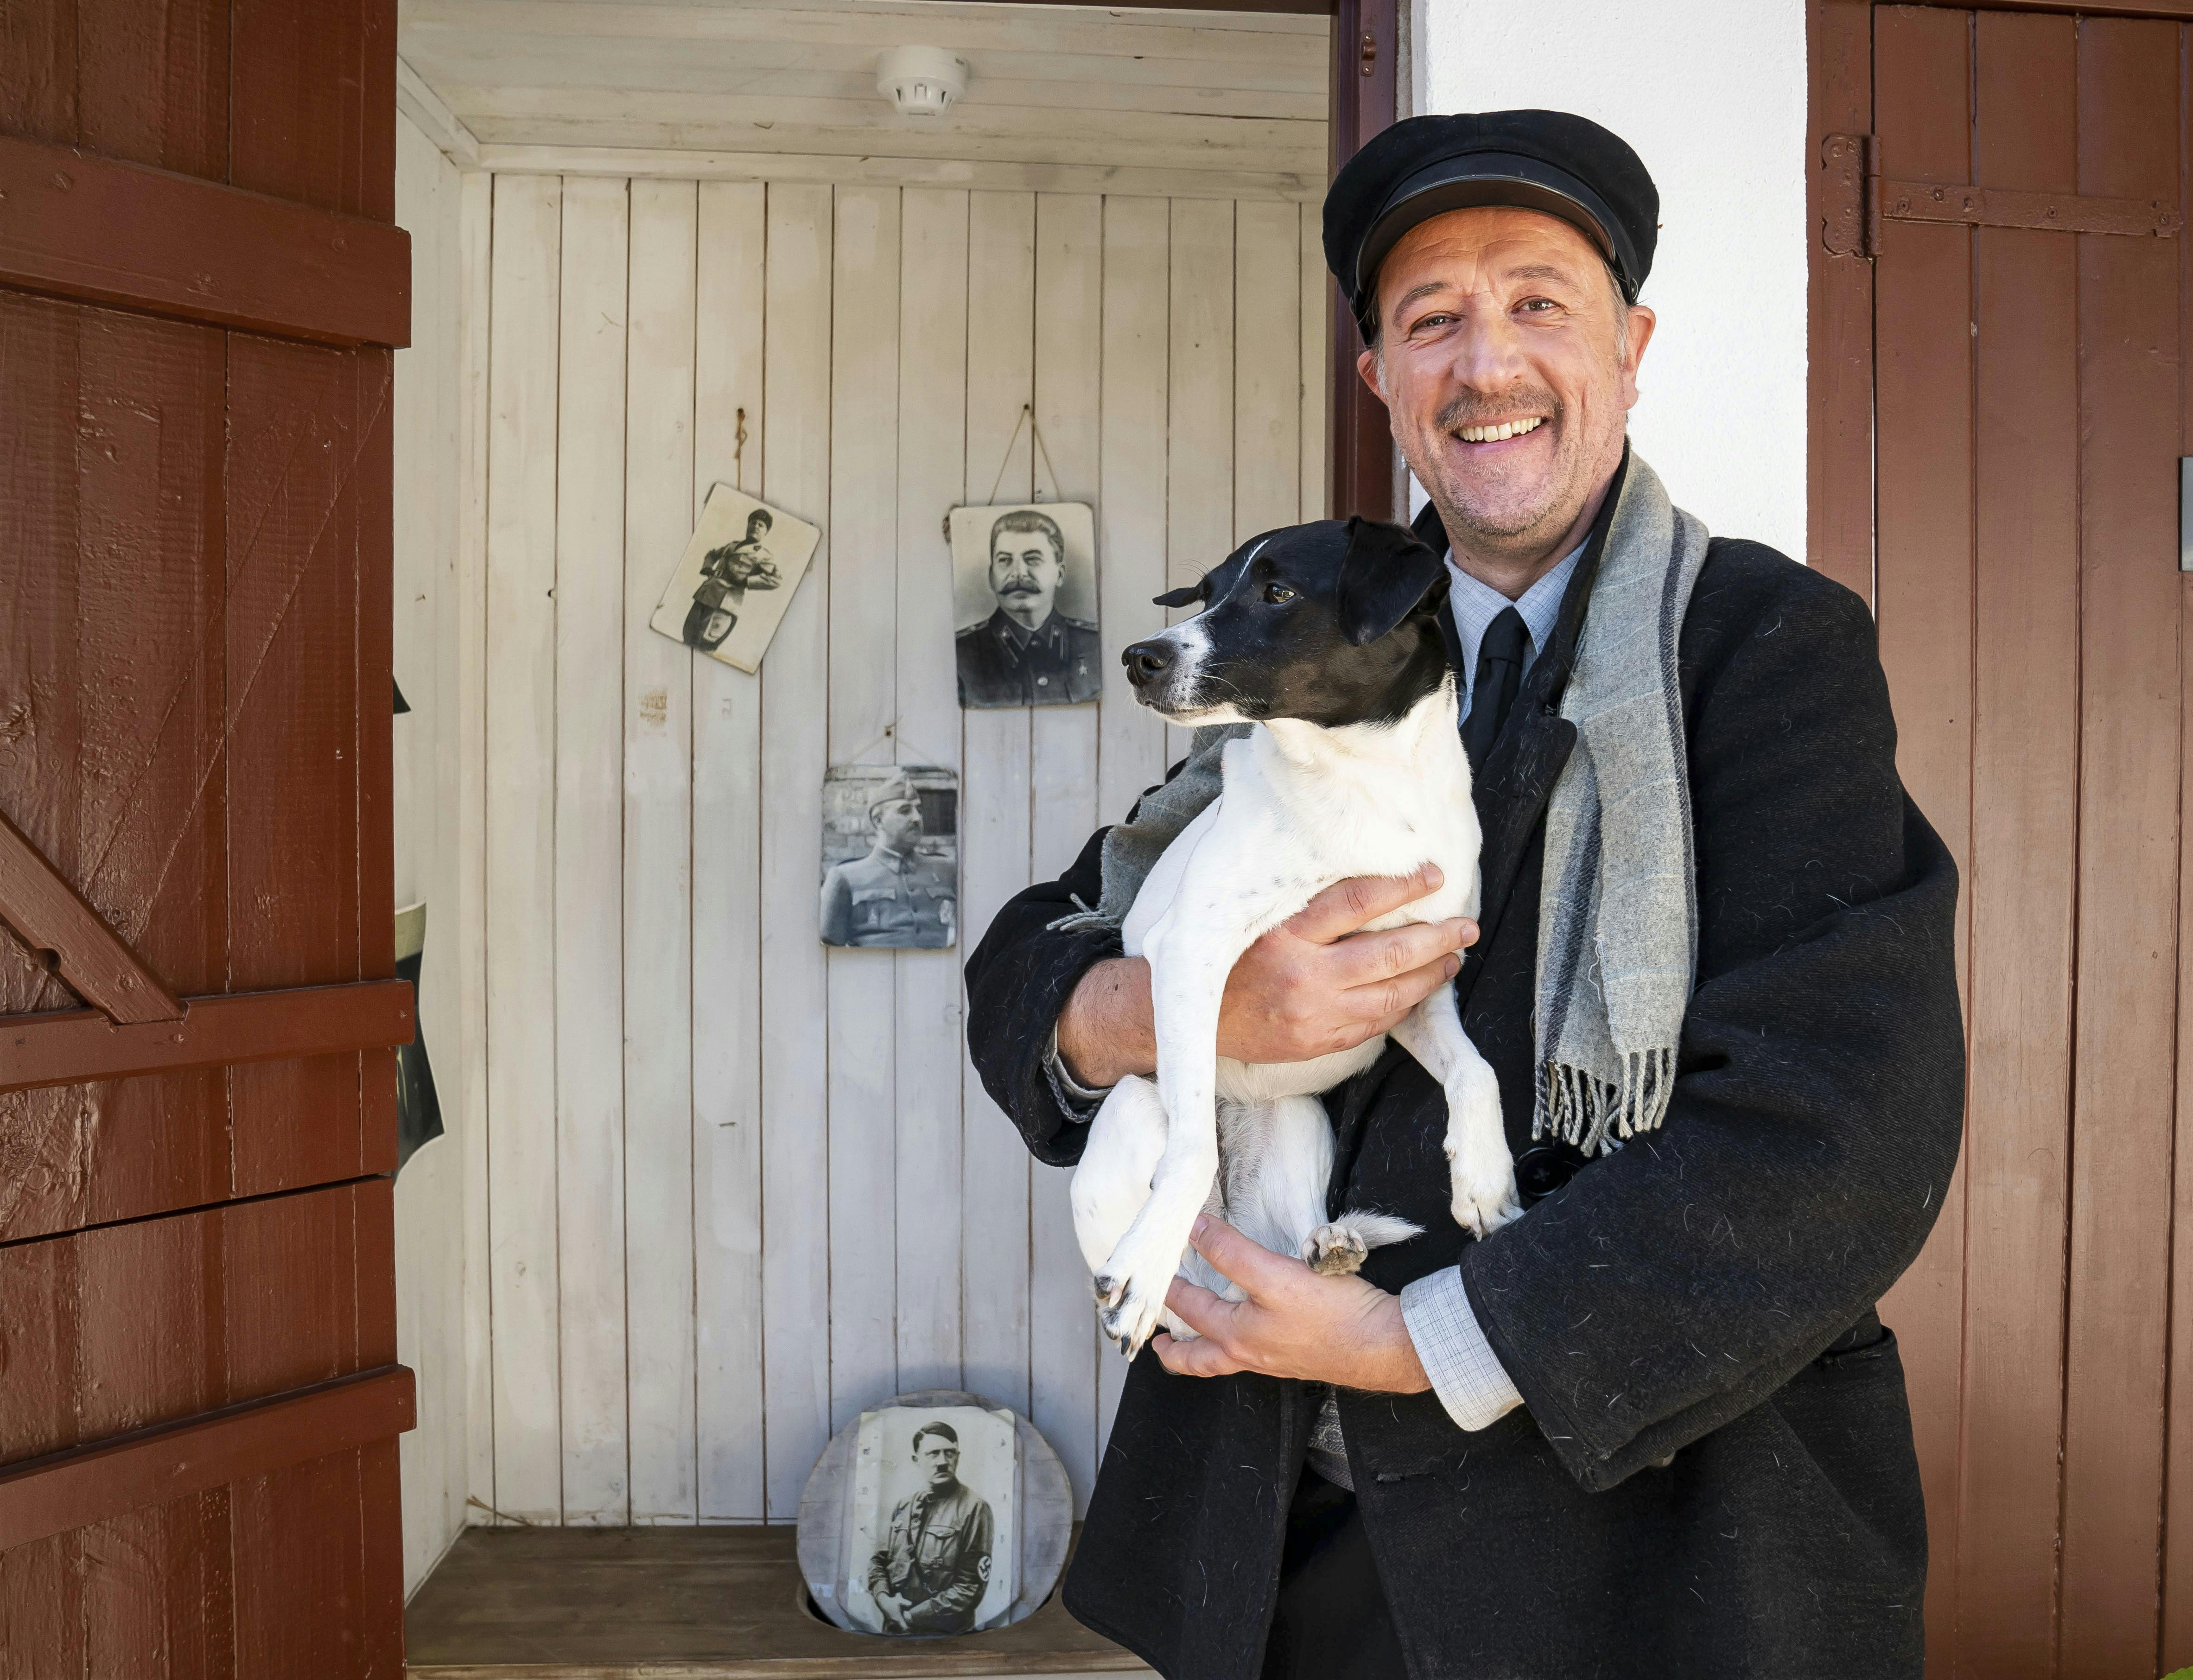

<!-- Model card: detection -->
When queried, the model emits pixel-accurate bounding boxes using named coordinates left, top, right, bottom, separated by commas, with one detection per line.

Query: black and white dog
left=1072, top=516, right=1521, bottom=1356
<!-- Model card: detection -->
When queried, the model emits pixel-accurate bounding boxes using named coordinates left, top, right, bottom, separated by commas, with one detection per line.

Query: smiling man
left=966, top=111, right=1963, bottom=1678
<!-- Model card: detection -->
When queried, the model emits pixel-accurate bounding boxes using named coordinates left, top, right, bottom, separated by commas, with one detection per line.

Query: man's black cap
left=1324, top=110, right=1659, bottom=336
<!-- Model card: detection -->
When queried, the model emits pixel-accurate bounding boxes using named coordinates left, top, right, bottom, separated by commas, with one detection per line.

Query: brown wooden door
left=1818, top=3, right=2193, bottom=1673
left=0, top=2, right=413, bottom=1673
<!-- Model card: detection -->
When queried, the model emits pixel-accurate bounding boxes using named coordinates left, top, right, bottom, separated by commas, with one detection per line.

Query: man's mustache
left=1437, top=390, right=1562, bottom=431
left=998, top=578, right=1045, bottom=594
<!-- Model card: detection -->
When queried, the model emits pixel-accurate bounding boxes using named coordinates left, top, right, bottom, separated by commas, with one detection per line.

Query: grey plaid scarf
left=1533, top=455, right=1706, bottom=1154
left=1053, top=455, right=1705, bottom=1159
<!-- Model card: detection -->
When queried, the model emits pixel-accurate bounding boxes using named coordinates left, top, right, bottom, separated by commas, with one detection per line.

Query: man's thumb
left=1189, top=1215, right=1271, bottom=1292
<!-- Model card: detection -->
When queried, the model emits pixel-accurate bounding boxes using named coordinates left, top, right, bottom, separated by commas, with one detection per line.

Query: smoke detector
left=876, top=46, right=968, bottom=121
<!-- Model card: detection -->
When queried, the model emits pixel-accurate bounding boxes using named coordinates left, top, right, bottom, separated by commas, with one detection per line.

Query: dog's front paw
left=1093, top=1220, right=1187, bottom=1357
left=1445, top=1140, right=1523, bottom=1239
left=1300, top=1222, right=1370, bottom=1276
left=1093, top=1267, right=1169, bottom=1358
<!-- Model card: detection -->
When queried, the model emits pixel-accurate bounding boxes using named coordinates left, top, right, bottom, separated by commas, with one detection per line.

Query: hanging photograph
left=839, top=1404, right=1018, bottom=1635
left=648, top=481, right=820, bottom=674
left=392, top=901, right=444, bottom=1174
left=819, top=765, right=958, bottom=949
left=948, top=502, right=1100, bottom=708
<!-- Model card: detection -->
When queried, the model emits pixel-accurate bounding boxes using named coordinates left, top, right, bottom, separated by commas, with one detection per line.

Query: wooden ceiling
left=397, top=0, right=1331, bottom=198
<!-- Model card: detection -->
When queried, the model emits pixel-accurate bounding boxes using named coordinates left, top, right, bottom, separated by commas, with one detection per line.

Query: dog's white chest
left=1119, top=714, right=1478, bottom=1103
left=1122, top=731, right=1479, bottom=956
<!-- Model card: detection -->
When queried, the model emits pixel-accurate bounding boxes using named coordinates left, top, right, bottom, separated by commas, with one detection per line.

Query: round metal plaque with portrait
left=796, top=1389, right=1072, bottom=1636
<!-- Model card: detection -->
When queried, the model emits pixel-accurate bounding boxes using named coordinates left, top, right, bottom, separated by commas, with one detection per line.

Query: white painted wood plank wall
left=692, top=180, right=770, bottom=1523
left=626, top=179, right=703, bottom=1524
left=469, top=176, right=1327, bottom=1525
left=393, top=114, right=476, bottom=1594
left=895, top=187, right=971, bottom=1405
left=553, top=175, right=632, bottom=1527
left=484, top=171, right=567, bottom=1527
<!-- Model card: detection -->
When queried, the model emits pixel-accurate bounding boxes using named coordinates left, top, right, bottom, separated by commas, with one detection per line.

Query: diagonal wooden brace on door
left=0, top=810, right=413, bottom=1094
left=0, top=811, right=185, bottom=1023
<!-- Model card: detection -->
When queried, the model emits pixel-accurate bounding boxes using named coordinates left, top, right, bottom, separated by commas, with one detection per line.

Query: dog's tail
left=1334, top=1210, right=1423, bottom=1250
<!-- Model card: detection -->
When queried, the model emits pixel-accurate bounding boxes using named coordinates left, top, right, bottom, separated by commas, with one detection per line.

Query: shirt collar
left=1443, top=541, right=1586, bottom=707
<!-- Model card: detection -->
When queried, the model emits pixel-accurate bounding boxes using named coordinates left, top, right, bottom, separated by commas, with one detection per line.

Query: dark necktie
left=1460, top=605, right=1528, bottom=776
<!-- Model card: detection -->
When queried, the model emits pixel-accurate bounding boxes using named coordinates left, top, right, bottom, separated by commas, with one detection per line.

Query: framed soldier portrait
left=648, top=482, right=820, bottom=673
left=839, top=1404, right=1018, bottom=1635
left=947, top=502, right=1099, bottom=708
left=819, top=765, right=958, bottom=949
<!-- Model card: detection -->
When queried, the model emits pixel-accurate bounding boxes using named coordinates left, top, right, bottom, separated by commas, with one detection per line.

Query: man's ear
left=1335, top=516, right=1446, bottom=645
left=1355, top=346, right=1386, bottom=402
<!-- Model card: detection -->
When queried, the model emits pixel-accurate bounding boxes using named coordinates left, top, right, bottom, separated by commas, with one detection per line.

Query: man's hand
left=875, top=1592, right=911, bottom=1631
left=1152, top=1216, right=1431, bottom=1392
left=1056, top=865, right=1476, bottom=1088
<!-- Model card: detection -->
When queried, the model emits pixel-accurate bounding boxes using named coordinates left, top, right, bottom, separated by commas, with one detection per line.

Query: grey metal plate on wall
left=2181, top=458, right=2193, bottom=572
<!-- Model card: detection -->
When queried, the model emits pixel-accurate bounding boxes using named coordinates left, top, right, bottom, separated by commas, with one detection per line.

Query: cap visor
left=1354, top=153, right=1630, bottom=322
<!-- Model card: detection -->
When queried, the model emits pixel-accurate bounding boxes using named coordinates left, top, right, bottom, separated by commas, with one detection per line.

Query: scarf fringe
left=1533, top=1048, right=1676, bottom=1158
left=1046, top=893, right=1115, bottom=935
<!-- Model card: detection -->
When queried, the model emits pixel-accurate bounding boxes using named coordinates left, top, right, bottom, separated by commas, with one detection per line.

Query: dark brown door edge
left=1330, top=0, right=1399, bottom=519
left=1807, top=0, right=1875, bottom=604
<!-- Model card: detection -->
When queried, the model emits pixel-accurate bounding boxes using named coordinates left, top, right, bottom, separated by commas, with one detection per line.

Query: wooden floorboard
left=404, top=1527, right=1151, bottom=1678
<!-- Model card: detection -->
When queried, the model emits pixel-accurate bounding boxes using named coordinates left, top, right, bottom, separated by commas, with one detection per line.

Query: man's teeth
left=1456, top=417, right=1545, bottom=443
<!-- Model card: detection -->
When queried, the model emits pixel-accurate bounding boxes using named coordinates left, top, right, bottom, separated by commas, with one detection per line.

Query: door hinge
left=1360, top=30, right=1377, bottom=75
left=1821, top=133, right=1877, bottom=259
left=1823, top=130, right=2183, bottom=259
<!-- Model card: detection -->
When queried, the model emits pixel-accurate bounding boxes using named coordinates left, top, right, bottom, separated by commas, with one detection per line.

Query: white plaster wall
left=1414, top=0, right=1809, bottom=559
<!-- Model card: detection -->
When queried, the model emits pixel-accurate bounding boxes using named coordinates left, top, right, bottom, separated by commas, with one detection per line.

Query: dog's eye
left=1262, top=583, right=1297, bottom=605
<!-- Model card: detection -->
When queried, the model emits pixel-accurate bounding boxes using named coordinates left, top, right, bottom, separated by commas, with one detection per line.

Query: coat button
left=1513, top=1145, right=1577, bottom=1202
left=1036, top=676, right=1049, bottom=687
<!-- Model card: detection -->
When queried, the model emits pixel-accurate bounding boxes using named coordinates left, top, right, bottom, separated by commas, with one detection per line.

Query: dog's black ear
left=1152, top=579, right=1204, bottom=608
left=1335, top=516, right=1446, bottom=645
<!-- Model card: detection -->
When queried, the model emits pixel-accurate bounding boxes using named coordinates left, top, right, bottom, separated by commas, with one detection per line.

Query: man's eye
left=1263, top=583, right=1297, bottom=605
left=1518, top=297, right=1557, bottom=313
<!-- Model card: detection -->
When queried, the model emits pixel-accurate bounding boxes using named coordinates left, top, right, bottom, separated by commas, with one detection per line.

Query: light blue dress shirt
left=1381, top=541, right=1586, bottom=1453
left=1445, top=541, right=1585, bottom=724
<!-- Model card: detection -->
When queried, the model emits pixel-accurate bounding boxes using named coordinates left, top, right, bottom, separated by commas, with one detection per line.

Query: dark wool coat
left=964, top=474, right=1965, bottom=1680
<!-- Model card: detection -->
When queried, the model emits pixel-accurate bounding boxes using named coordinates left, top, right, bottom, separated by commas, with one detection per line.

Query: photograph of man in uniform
left=680, top=507, right=781, bottom=651
left=866, top=1422, right=995, bottom=1635
left=954, top=507, right=1101, bottom=708
left=819, top=774, right=956, bottom=949
left=649, top=484, right=818, bottom=673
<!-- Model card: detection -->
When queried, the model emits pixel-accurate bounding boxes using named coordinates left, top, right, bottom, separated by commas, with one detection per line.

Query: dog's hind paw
left=1301, top=1223, right=1370, bottom=1276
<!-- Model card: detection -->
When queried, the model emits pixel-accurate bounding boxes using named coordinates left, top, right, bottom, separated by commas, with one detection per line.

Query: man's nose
left=1444, top=317, right=1527, bottom=390
left=1123, top=639, right=1172, bottom=687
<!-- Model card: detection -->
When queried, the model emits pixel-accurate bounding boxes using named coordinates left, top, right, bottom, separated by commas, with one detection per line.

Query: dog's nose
left=1123, top=640, right=1172, bottom=687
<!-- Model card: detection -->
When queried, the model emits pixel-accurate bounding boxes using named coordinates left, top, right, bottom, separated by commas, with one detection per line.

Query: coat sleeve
left=962, top=823, right=1125, bottom=1168
left=819, top=866, right=853, bottom=947
left=1459, top=557, right=1965, bottom=1493
left=964, top=727, right=1243, bottom=1166
left=866, top=1510, right=897, bottom=1600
